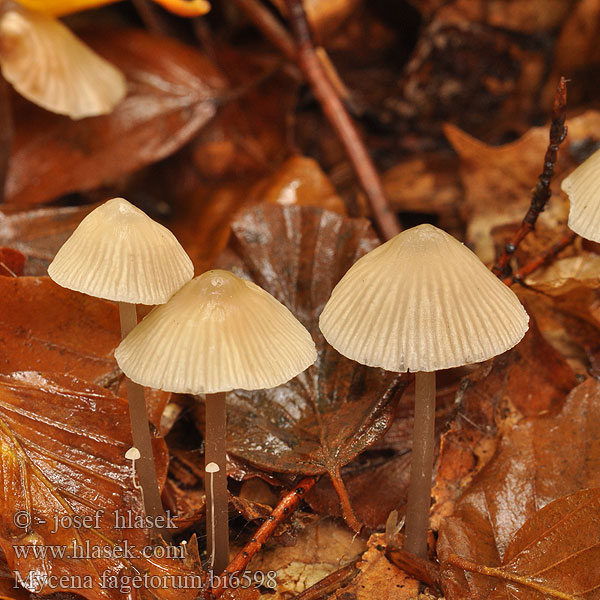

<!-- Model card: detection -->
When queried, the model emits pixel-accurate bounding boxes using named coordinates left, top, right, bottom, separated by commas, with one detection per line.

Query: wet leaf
left=432, top=320, right=577, bottom=528
left=0, top=372, right=201, bottom=600
left=0, top=205, right=96, bottom=275
left=437, top=377, right=600, bottom=599
left=6, top=29, right=226, bottom=205
left=0, top=277, right=169, bottom=428
left=446, top=487, right=600, bottom=600
left=0, top=248, right=25, bottom=277
left=216, top=204, right=404, bottom=529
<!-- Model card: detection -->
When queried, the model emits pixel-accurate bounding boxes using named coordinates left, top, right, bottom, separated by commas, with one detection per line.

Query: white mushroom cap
left=319, top=224, right=529, bottom=373
left=561, top=148, right=600, bottom=242
left=115, top=270, right=317, bottom=393
left=48, top=197, right=193, bottom=304
left=0, top=8, right=126, bottom=119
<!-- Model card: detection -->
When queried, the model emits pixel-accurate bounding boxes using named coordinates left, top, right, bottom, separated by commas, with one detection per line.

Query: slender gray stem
left=205, top=392, right=229, bottom=574
left=404, top=371, right=436, bottom=558
left=118, top=302, right=170, bottom=540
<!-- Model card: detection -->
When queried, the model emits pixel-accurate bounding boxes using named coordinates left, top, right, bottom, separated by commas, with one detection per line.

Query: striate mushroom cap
left=0, top=8, right=126, bottom=119
left=319, top=224, right=529, bottom=373
left=115, top=269, right=317, bottom=394
left=48, top=197, right=193, bottom=304
left=561, top=148, right=600, bottom=242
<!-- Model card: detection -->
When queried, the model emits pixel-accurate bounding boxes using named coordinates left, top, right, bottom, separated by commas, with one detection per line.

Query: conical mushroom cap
left=0, top=8, right=126, bottom=119
left=48, top=197, right=193, bottom=304
left=319, top=224, right=529, bottom=373
left=115, top=270, right=317, bottom=393
left=561, top=148, right=600, bottom=242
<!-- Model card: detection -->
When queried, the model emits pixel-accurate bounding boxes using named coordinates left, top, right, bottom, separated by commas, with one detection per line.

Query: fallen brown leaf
left=6, top=29, right=226, bottom=205
left=438, top=377, right=600, bottom=599
left=0, top=277, right=168, bottom=428
left=0, top=372, right=200, bottom=600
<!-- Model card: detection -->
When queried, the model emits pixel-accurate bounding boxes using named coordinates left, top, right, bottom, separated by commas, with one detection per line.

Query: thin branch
left=231, top=0, right=297, bottom=62
left=205, top=475, right=319, bottom=599
left=492, top=77, right=568, bottom=279
left=132, top=0, right=175, bottom=35
left=283, top=0, right=401, bottom=240
left=503, top=230, right=577, bottom=286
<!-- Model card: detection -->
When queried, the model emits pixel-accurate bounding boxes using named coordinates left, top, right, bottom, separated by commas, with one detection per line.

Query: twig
left=291, top=560, right=360, bottom=600
left=385, top=545, right=442, bottom=591
left=492, top=77, right=568, bottom=279
left=205, top=475, right=319, bottom=599
left=231, top=0, right=297, bottom=62
left=284, top=0, right=401, bottom=240
left=503, top=230, right=577, bottom=286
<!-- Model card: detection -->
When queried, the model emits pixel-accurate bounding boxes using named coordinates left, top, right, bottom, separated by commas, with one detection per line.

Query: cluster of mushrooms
left=46, top=153, right=598, bottom=573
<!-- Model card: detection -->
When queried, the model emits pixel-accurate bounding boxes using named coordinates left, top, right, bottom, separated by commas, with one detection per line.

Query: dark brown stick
left=503, top=231, right=577, bottom=286
left=493, top=78, right=568, bottom=279
left=204, top=392, right=229, bottom=575
left=284, top=0, right=401, bottom=240
left=231, top=0, right=297, bottom=61
left=206, top=475, right=319, bottom=599
left=385, top=546, right=441, bottom=590
left=118, top=302, right=169, bottom=540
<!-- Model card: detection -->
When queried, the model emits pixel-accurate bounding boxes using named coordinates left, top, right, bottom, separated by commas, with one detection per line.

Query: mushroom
left=48, top=197, right=193, bottom=529
left=0, top=5, right=126, bottom=119
left=319, top=224, right=529, bottom=557
left=561, top=147, right=600, bottom=242
left=115, top=269, right=317, bottom=573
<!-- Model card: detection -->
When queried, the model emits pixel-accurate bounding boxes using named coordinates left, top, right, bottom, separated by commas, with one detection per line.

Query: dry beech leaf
left=446, top=488, right=600, bottom=600
left=0, top=276, right=169, bottom=428
left=0, top=205, right=97, bottom=275
left=216, top=204, right=404, bottom=527
left=6, top=29, right=226, bottom=205
left=248, top=519, right=366, bottom=596
left=437, top=377, right=600, bottom=599
left=0, top=372, right=201, bottom=600
left=443, top=112, right=600, bottom=261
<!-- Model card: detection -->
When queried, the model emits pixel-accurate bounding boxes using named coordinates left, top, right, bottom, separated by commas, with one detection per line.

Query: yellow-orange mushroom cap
left=319, top=224, right=529, bottom=373
left=115, top=270, right=317, bottom=394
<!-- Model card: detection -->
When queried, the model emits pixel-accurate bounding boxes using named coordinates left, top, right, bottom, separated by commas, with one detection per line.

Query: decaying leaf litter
left=1, top=0, right=600, bottom=599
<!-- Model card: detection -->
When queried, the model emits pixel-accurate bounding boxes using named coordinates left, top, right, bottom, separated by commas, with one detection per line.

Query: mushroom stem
left=118, top=302, right=169, bottom=537
left=205, top=391, right=229, bottom=574
left=404, top=370, right=436, bottom=558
